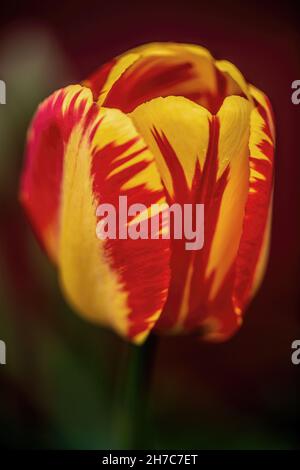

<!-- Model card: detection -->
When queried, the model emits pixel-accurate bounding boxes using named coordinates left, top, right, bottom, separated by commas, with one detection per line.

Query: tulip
left=20, top=42, right=275, bottom=344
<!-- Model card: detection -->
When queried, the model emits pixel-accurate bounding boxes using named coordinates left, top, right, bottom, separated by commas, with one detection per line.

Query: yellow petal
left=130, top=96, right=211, bottom=198
left=206, top=96, right=252, bottom=299
left=90, top=42, right=223, bottom=113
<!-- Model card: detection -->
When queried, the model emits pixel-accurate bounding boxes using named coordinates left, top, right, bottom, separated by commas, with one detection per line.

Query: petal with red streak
left=84, top=42, right=243, bottom=114
left=21, top=85, right=171, bottom=343
left=232, top=87, right=275, bottom=317
left=20, top=85, right=94, bottom=262
left=130, top=95, right=253, bottom=339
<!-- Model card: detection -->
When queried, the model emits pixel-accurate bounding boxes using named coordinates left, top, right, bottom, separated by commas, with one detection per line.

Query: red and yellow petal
left=84, top=42, right=246, bottom=115
left=20, top=85, right=171, bottom=343
left=215, top=60, right=252, bottom=103
left=232, top=86, right=275, bottom=317
left=20, top=85, right=94, bottom=262
left=130, top=95, right=253, bottom=339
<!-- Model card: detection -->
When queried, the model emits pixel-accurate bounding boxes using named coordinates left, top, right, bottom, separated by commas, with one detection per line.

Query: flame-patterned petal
left=20, top=85, right=171, bottom=343
left=130, top=95, right=253, bottom=339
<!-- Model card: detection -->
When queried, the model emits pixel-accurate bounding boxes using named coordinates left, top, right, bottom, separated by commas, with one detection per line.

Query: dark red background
left=0, top=0, right=300, bottom=449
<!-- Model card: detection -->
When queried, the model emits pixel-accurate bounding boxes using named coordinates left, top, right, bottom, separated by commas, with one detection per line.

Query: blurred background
left=0, top=0, right=300, bottom=450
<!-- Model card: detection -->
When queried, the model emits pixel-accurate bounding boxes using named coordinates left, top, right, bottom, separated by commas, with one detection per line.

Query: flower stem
left=112, top=335, right=158, bottom=449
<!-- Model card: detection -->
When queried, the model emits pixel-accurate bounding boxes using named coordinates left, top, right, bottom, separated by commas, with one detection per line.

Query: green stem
left=111, top=335, right=158, bottom=449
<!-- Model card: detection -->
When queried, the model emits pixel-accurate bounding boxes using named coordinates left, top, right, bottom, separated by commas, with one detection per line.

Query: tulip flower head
left=20, top=43, right=275, bottom=344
